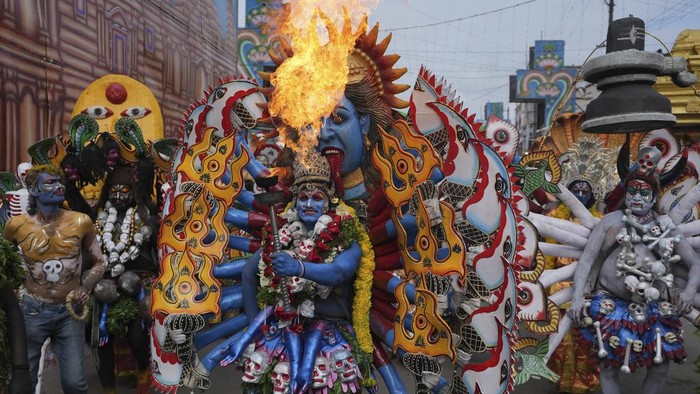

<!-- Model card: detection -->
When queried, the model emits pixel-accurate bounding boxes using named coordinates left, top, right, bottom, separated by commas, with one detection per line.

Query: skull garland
left=271, top=361, right=291, bottom=394
left=279, top=221, right=307, bottom=246
left=330, top=349, right=359, bottom=384
left=241, top=351, right=270, bottom=384
left=42, top=259, right=63, bottom=283
left=312, top=355, right=332, bottom=388
left=616, top=208, right=681, bottom=304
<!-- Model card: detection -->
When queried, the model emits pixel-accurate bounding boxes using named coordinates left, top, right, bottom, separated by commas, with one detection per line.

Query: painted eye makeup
left=312, top=192, right=326, bottom=201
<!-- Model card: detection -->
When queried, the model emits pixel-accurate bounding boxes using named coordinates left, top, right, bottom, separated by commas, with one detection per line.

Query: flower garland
left=344, top=202, right=375, bottom=355
left=256, top=201, right=374, bottom=354
left=95, top=201, right=151, bottom=265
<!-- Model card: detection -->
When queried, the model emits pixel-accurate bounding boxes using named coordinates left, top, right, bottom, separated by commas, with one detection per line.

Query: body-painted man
left=568, top=162, right=700, bottom=394
left=2, top=165, right=106, bottom=393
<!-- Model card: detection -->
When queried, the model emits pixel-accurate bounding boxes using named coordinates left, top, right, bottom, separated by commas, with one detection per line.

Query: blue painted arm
left=271, top=243, right=361, bottom=287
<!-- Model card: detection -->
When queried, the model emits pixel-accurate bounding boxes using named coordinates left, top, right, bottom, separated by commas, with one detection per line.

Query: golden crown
left=293, top=149, right=333, bottom=192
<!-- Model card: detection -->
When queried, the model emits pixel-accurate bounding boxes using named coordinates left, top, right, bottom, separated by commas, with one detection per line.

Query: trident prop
left=254, top=175, right=292, bottom=313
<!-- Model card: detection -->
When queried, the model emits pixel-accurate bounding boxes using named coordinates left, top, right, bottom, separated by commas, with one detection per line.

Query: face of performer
left=296, top=187, right=329, bottom=229
left=109, top=183, right=134, bottom=211
left=318, top=96, right=370, bottom=176
left=34, top=173, right=65, bottom=205
left=569, top=181, right=593, bottom=207
left=625, top=179, right=656, bottom=216
left=62, top=163, right=81, bottom=183
left=104, top=147, right=121, bottom=168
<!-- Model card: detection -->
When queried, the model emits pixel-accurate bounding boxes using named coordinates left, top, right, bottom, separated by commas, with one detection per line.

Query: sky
left=367, top=0, right=699, bottom=121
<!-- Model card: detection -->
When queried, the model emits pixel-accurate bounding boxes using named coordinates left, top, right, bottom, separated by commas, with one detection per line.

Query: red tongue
left=324, top=153, right=344, bottom=198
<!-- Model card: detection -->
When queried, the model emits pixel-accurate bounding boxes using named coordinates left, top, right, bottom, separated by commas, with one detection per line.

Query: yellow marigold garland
left=337, top=202, right=375, bottom=354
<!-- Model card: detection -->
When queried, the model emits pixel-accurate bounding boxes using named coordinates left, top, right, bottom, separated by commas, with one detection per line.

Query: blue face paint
left=569, top=181, right=593, bottom=207
left=35, top=173, right=65, bottom=205
left=318, top=96, right=368, bottom=176
left=296, top=189, right=329, bottom=229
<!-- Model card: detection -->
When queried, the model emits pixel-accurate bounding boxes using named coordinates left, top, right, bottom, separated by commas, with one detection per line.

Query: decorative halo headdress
left=292, top=149, right=335, bottom=198
left=559, top=136, right=618, bottom=201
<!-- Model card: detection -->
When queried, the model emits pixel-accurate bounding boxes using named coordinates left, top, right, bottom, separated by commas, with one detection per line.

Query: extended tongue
left=324, top=152, right=344, bottom=198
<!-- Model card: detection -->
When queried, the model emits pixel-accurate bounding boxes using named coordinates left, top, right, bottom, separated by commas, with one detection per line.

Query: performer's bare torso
left=3, top=209, right=100, bottom=303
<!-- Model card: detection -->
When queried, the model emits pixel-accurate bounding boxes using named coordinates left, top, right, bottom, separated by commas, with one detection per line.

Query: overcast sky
left=367, top=0, right=699, bottom=121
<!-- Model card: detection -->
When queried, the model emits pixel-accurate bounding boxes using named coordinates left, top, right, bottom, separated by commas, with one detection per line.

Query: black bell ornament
left=582, top=16, right=697, bottom=134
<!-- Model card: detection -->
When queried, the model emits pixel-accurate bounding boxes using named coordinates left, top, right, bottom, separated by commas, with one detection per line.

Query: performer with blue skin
left=190, top=150, right=375, bottom=394
left=3, top=165, right=106, bottom=394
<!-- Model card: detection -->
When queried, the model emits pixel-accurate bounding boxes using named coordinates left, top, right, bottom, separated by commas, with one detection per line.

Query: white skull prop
left=649, top=225, right=662, bottom=237
left=658, top=301, right=675, bottom=316
left=312, top=355, right=331, bottom=388
left=636, top=146, right=661, bottom=175
left=16, top=162, right=32, bottom=189
left=599, top=299, right=615, bottom=315
left=628, top=303, right=647, bottom=324
left=331, top=349, right=358, bottom=383
left=271, top=361, right=291, bottom=394
left=287, top=221, right=306, bottom=240
left=624, top=275, right=639, bottom=293
left=279, top=227, right=293, bottom=246
left=644, top=286, right=660, bottom=302
left=242, top=351, right=269, bottom=384
left=298, top=239, right=314, bottom=259
left=314, top=215, right=333, bottom=235
left=609, top=336, right=621, bottom=349
left=43, top=259, right=63, bottom=283
left=288, top=276, right=309, bottom=294
left=664, top=332, right=678, bottom=344
left=635, top=281, right=650, bottom=298
left=632, top=339, right=643, bottom=353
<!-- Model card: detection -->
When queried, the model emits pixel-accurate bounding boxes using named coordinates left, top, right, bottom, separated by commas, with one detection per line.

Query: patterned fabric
left=577, top=293, right=686, bottom=372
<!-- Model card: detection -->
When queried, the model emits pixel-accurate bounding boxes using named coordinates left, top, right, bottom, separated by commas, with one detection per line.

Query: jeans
left=21, top=294, right=88, bottom=394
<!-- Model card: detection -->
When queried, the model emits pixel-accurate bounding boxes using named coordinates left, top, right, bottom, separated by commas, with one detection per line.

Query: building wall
left=0, top=0, right=238, bottom=171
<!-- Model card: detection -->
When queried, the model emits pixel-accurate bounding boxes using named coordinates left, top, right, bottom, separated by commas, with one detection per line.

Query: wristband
left=297, top=260, right=305, bottom=277
left=12, top=364, right=29, bottom=371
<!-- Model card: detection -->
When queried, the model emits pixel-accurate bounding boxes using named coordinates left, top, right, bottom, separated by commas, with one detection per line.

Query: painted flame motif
left=371, top=120, right=441, bottom=207
left=268, top=1, right=377, bottom=153
left=393, top=277, right=455, bottom=360
left=151, top=251, right=220, bottom=316
left=396, top=196, right=465, bottom=279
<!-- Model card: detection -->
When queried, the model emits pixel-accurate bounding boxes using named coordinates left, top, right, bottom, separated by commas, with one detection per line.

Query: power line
left=383, top=0, right=541, bottom=32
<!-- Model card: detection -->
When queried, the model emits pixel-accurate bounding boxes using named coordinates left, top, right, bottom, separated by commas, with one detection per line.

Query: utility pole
left=604, top=0, right=615, bottom=25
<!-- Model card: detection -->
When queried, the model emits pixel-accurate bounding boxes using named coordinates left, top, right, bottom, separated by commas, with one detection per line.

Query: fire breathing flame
left=268, top=0, right=379, bottom=155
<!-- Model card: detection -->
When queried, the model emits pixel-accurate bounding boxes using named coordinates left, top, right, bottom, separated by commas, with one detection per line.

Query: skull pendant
left=609, top=335, right=621, bottom=349
left=627, top=302, right=647, bottom=325
left=271, top=361, right=291, bottom=394
left=312, top=355, right=331, bottom=388
left=331, top=349, right=358, bottom=383
left=241, top=351, right=269, bottom=384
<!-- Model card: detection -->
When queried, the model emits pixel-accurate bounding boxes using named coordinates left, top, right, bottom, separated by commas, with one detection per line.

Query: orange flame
left=268, top=0, right=379, bottom=154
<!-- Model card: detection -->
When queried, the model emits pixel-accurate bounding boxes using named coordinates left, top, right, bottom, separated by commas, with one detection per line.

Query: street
left=39, top=321, right=700, bottom=393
